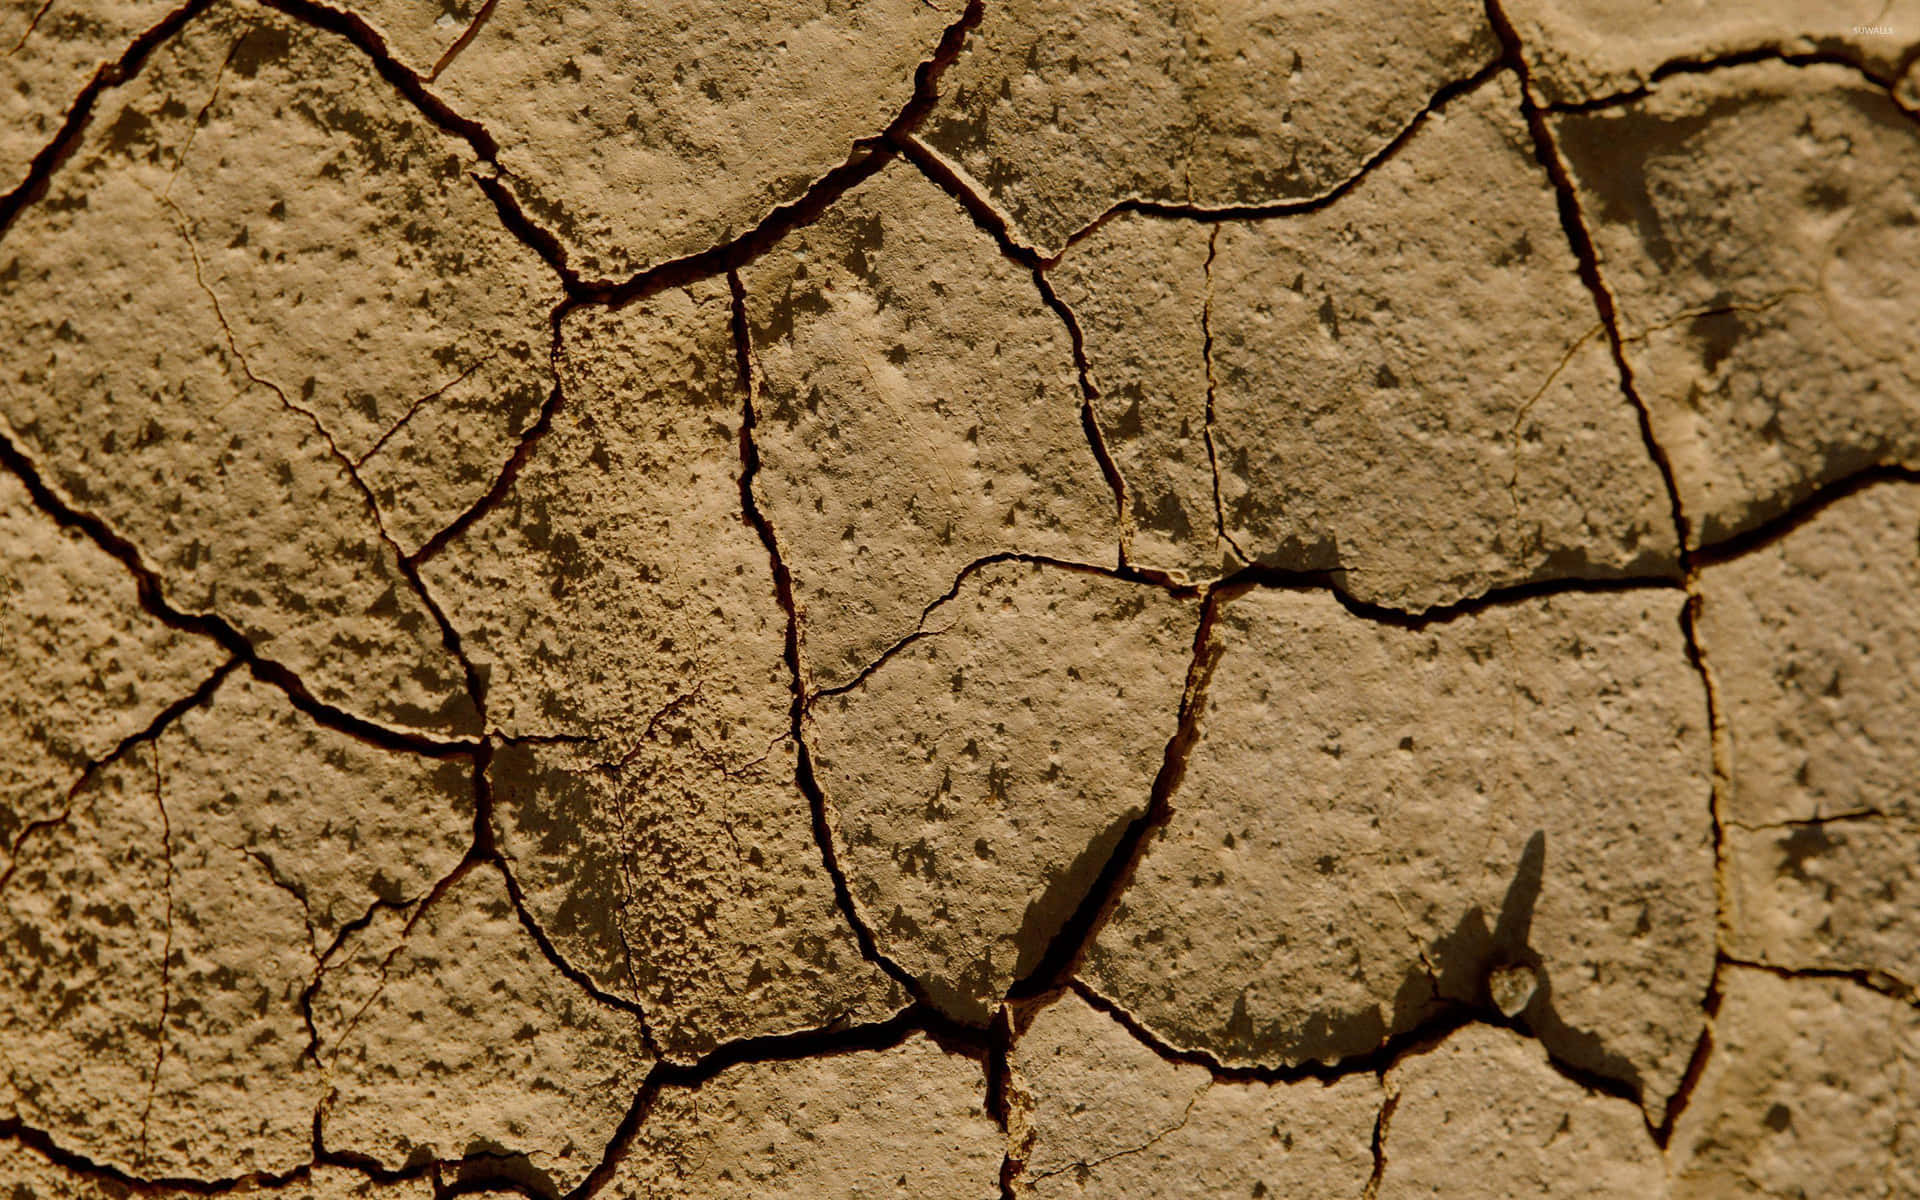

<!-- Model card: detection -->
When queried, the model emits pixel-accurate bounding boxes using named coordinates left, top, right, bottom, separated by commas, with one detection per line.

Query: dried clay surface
left=1556, top=60, right=1920, bottom=547
left=1055, top=72, right=1676, bottom=597
left=1005, top=991, right=1382, bottom=1198
left=1699, top=480, right=1920, bottom=989
left=4, top=0, right=1920, bottom=1195
left=1081, top=586, right=1717, bottom=1119
left=916, top=0, right=1497, bottom=254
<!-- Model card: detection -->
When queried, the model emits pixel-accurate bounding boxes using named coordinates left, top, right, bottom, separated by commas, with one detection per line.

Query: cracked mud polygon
left=4, top=0, right=1920, bottom=1196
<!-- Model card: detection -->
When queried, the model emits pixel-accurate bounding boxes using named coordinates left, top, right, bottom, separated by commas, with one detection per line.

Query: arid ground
left=4, top=1, right=1920, bottom=1196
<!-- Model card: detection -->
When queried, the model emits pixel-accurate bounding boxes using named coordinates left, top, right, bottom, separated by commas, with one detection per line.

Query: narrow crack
left=249, top=0, right=574, bottom=290
left=159, top=197, right=491, bottom=724
left=986, top=1007, right=1022, bottom=1200
left=158, top=22, right=246, bottom=201
left=293, top=871, right=455, bottom=1067
left=1070, top=977, right=1646, bottom=1113
left=1198, top=225, right=1250, bottom=567
left=0, top=810, right=73, bottom=896
left=1486, top=0, right=1735, bottom=1141
left=0, top=1120, right=320, bottom=1195
left=595, top=759, right=660, bottom=1017
left=495, top=856, right=657, bottom=1025
left=313, top=853, right=481, bottom=1071
left=572, top=0, right=985, bottom=307
left=644, top=1000, right=994, bottom=1091
left=1067, top=979, right=1468, bottom=1088
left=1682, top=585, right=1734, bottom=948
left=805, top=616, right=961, bottom=704
left=1028, top=270, right=1130, bottom=570
left=1485, top=1, right=1694, bottom=562
left=0, top=659, right=239, bottom=898
left=1027, top=1082, right=1208, bottom=1183
left=232, top=844, right=322, bottom=975
left=808, top=548, right=1203, bottom=703
left=1618, top=290, right=1812, bottom=346
left=1503, top=321, right=1607, bottom=553
left=163, top=198, right=357, bottom=468
left=1718, top=953, right=1920, bottom=1007
left=468, top=738, right=656, bottom=1037
left=1723, top=808, right=1892, bottom=833
left=895, top=133, right=1035, bottom=263
left=892, top=134, right=1131, bottom=569
left=1651, top=961, right=1722, bottom=1148
left=1040, top=60, right=1509, bottom=261
left=726, top=267, right=922, bottom=1003
left=6, top=1009, right=639, bottom=1200
left=296, top=887, right=423, bottom=1067
left=408, top=371, right=566, bottom=570
left=354, top=353, right=498, bottom=469
left=1690, top=463, right=1920, bottom=569
left=1226, top=562, right=1684, bottom=629
left=426, top=0, right=499, bottom=82
left=1075, top=374, right=1130, bottom=569
left=1545, top=43, right=1908, bottom=116
left=0, top=425, right=479, bottom=759
left=1362, top=1092, right=1399, bottom=1200
left=0, top=0, right=213, bottom=240
left=1006, top=585, right=1221, bottom=999
left=1673, top=585, right=1730, bottom=1141
left=6, top=0, right=58, bottom=55
left=560, top=1002, right=1001, bottom=1200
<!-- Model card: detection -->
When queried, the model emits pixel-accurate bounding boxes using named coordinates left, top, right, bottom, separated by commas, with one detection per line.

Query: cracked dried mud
left=4, top=0, right=1919, bottom=1195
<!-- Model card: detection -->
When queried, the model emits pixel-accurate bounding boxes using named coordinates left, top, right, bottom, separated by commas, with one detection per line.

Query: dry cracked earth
left=3, top=0, right=1920, bottom=1196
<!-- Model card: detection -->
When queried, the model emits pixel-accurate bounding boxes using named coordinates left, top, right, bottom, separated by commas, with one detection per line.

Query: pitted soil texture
left=5, top=1, right=1920, bottom=1196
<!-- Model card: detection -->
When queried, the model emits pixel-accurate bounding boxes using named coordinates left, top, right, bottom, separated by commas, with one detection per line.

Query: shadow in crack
left=1011, top=807, right=1139, bottom=990
left=1427, top=830, right=1641, bottom=1097
left=1379, top=832, right=1551, bottom=1058
left=1237, top=830, right=1640, bottom=1100
left=446, top=1137, right=562, bottom=1198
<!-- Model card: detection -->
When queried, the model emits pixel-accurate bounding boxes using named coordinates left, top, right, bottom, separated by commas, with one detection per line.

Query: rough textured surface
left=6, top=2, right=1919, bottom=1195
left=0, top=1142, right=435, bottom=1200
left=1083, top=74, right=1671, bottom=606
left=918, top=0, right=1497, bottom=254
left=609, top=1035, right=1003, bottom=1198
left=316, top=861, right=652, bottom=1193
left=1, top=671, right=471, bottom=1177
left=1048, top=219, right=1221, bottom=580
left=128, top=1, right=560, bottom=556
left=0, top=469, right=226, bottom=875
left=1378, top=1024, right=1667, bottom=1198
left=0, top=0, right=522, bottom=733
left=740, top=161, right=1118, bottom=688
left=1085, top=587, right=1715, bottom=1116
left=1205, top=74, right=1675, bottom=607
left=3, top=742, right=196, bottom=1176
left=423, top=284, right=784, bottom=752
left=809, top=561, right=1196, bottom=1021
left=0, top=0, right=172, bottom=196
left=1006, top=991, right=1380, bottom=1197
left=1507, top=0, right=1920, bottom=104
left=425, top=285, right=902, bottom=1056
left=1557, top=61, right=1920, bottom=548
left=1700, top=480, right=1920, bottom=986
left=491, top=738, right=906, bottom=1061
left=350, top=0, right=965, bottom=281
left=1668, top=967, right=1920, bottom=1198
